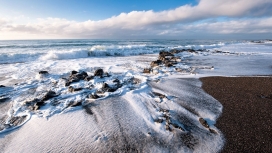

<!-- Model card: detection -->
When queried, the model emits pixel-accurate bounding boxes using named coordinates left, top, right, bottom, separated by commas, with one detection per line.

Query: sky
left=0, top=0, right=272, bottom=40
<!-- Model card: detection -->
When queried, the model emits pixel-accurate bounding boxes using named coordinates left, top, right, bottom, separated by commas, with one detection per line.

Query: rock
left=165, top=124, right=172, bottom=131
left=78, top=71, right=88, bottom=79
left=158, top=55, right=165, bottom=61
left=209, top=128, right=217, bottom=134
left=113, top=79, right=122, bottom=88
left=113, top=79, right=120, bottom=84
left=39, top=71, right=49, bottom=75
left=170, top=49, right=183, bottom=54
left=69, top=101, right=82, bottom=107
left=170, top=56, right=181, bottom=62
left=199, top=118, right=209, bottom=128
left=159, top=51, right=174, bottom=57
left=65, top=81, right=71, bottom=86
left=143, top=68, right=151, bottom=73
left=0, top=85, right=5, bottom=88
left=42, top=90, right=58, bottom=102
left=84, top=75, right=94, bottom=81
left=94, top=69, right=104, bottom=77
left=80, top=71, right=88, bottom=76
left=71, top=70, right=78, bottom=75
left=68, top=86, right=83, bottom=92
left=165, top=62, right=173, bottom=67
left=0, top=97, right=10, bottom=103
left=104, top=72, right=111, bottom=77
left=9, top=115, right=27, bottom=126
left=187, top=49, right=196, bottom=53
left=132, top=77, right=141, bottom=84
left=154, top=118, right=164, bottom=123
left=152, top=92, right=166, bottom=99
left=101, top=83, right=117, bottom=92
left=89, top=93, right=100, bottom=99
left=150, top=60, right=162, bottom=67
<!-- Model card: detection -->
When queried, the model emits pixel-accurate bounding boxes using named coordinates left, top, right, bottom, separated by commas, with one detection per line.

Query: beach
left=0, top=39, right=272, bottom=152
left=201, top=77, right=272, bottom=152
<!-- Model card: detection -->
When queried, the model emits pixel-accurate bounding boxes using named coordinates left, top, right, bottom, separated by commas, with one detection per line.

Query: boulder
left=42, top=90, right=58, bottom=102
left=143, top=68, right=151, bottom=73
left=68, top=86, right=83, bottom=92
left=84, top=75, right=94, bottom=81
left=154, top=118, right=164, bottom=123
left=89, top=93, right=100, bottom=99
left=165, top=62, right=173, bottom=67
left=199, top=118, right=209, bottom=128
left=159, top=51, right=174, bottom=57
left=39, top=71, right=49, bottom=75
left=71, top=70, right=78, bottom=75
left=150, top=60, right=162, bottom=67
left=101, top=83, right=117, bottom=92
left=94, top=69, right=104, bottom=77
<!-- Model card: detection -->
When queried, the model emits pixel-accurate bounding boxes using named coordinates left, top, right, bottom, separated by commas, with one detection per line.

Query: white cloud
left=0, top=0, right=272, bottom=39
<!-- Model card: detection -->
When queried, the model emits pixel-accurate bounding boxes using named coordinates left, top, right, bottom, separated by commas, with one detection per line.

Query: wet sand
left=201, top=77, right=272, bottom=152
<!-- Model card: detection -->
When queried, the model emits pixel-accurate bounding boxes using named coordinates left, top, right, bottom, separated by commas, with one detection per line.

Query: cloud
left=0, top=0, right=272, bottom=39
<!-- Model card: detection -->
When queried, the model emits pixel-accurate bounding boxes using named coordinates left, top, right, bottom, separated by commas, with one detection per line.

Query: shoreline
left=200, top=76, right=272, bottom=152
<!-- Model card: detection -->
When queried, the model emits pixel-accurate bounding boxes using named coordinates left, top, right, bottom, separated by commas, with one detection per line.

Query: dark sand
left=201, top=77, right=272, bottom=153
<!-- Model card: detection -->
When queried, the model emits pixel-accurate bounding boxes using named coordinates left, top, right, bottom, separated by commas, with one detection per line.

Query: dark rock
left=152, top=92, right=166, bottom=99
left=104, top=72, right=111, bottom=77
left=113, top=79, right=120, bottom=83
left=143, top=68, right=151, bottom=73
left=165, top=62, right=173, bottom=67
left=199, top=118, right=209, bottom=128
left=150, top=60, right=161, bottom=67
left=158, top=55, right=165, bottom=61
left=68, top=86, right=83, bottom=92
left=79, top=71, right=88, bottom=79
left=39, top=71, right=49, bottom=75
left=65, top=81, right=71, bottom=86
left=113, top=79, right=122, bottom=88
left=0, top=97, right=10, bottom=103
left=154, top=118, right=164, bottom=123
left=94, top=69, right=104, bottom=77
left=170, top=49, right=183, bottom=54
left=159, top=51, right=174, bottom=57
left=0, top=85, right=6, bottom=88
left=165, top=124, right=172, bottom=131
left=188, top=49, right=196, bottom=53
left=42, top=90, right=58, bottom=102
left=71, top=70, right=78, bottom=75
left=209, top=128, right=217, bottom=134
left=9, top=115, right=27, bottom=126
left=69, top=101, right=82, bottom=107
left=89, top=93, right=100, bottom=99
left=172, top=123, right=185, bottom=131
left=170, top=56, right=181, bottom=62
left=101, top=83, right=117, bottom=92
left=80, top=71, right=88, bottom=76
left=132, top=77, right=141, bottom=84
left=84, top=75, right=94, bottom=81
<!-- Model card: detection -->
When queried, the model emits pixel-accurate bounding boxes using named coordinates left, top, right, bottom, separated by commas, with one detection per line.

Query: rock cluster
left=154, top=108, right=185, bottom=132
left=24, top=90, right=58, bottom=110
left=143, top=50, right=182, bottom=73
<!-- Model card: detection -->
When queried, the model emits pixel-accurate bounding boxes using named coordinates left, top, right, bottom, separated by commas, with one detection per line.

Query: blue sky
left=0, top=0, right=271, bottom=39
left=1, top=0, right=197, bottom=21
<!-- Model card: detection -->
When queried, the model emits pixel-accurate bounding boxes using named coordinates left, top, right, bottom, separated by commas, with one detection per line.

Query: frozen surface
left=0, top=39, right=271, bottom=152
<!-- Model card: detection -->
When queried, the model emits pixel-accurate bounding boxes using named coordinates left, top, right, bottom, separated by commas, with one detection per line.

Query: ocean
left=0, top=39, right=271, bottom=152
